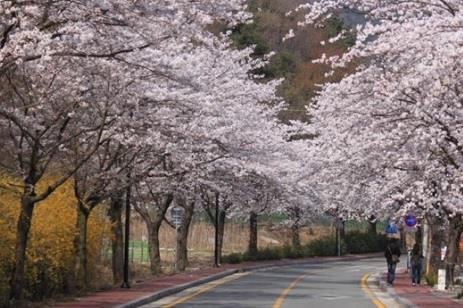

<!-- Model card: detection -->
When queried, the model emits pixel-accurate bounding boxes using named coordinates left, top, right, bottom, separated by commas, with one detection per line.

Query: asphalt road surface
left=143, top=257, right=388, bottom=308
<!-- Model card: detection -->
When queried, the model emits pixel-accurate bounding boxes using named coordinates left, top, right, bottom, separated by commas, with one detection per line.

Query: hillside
left=230, top=0, right=356, bottom=123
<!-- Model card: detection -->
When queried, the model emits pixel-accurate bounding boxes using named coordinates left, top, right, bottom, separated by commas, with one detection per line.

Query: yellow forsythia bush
left=0, top=176, right=111, bottom=302
left=0, top=176, right=17, bottom=304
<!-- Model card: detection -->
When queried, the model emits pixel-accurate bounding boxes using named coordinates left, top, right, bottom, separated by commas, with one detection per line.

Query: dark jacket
left=411, top=246, right=424, bottom=266
left=384, top=241, right=401, bottom=264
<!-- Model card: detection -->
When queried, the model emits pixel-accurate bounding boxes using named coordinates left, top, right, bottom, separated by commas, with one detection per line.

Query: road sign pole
left=141, top=238, right=144, bottom=263
left=170, top=206, right=183, bottom=272
left=174, top=225, right=178, bottom=272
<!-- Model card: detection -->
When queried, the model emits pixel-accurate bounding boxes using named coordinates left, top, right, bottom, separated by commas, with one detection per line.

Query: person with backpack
left=385, top=238, right=401, bottom=286
left=410, top=243, right=424, bottom=286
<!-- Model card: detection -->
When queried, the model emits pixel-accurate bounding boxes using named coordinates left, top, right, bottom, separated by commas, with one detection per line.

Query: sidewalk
left=381, top=269, right=463, bottom=307
left=51, top=267, right=229, bottom=308
left=49, top=254, right=380, bottom=308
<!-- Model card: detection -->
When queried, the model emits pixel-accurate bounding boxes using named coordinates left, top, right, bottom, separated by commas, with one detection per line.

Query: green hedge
left=221, top=231, right=388, bottom=264
left=344, top=231, right=388, bottom=254
left=221, top=252, right=244, bottom=264
left=306, top=236, right=346, bottom=256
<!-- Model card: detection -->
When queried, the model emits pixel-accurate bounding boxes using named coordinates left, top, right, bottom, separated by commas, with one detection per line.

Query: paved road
left=143, top=257, right=388, bottom=308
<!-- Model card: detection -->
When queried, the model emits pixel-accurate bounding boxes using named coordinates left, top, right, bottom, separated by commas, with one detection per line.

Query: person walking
left=410, top=243, right=423, bottom=286
left=385, top=238, right=401, bottom=286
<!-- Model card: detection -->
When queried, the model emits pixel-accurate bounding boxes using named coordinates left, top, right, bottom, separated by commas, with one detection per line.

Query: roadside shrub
left=0, top=176, right=111, bottom=304
left=344, top=231, right=388, bottom=254
left=222, top=252, right=243, bottom=264
left=0, top=176, right=16, bottom=305
left=222, top=231, right=388, bottom=266
left=241, top=251, right=255, bottom=261
left=227, top=247, right=284, bottom=263
left=305, top=235, right=346, bottom=256
left=301, top=245, right=316, bottom=258
left=256, top=247, right=283, bottom=261
left=282, top=244, right=304, bottom=259
left=425, top=273, right=437, bottom=287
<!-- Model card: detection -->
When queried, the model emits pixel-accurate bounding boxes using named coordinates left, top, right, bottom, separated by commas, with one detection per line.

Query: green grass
left=128, top=240, right=150, bottom=263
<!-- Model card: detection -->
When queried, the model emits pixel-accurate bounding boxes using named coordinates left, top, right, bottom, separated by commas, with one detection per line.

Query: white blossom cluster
left=0, top=0, right=315, bottom=222
left=295, top=1, right=463, bottom=220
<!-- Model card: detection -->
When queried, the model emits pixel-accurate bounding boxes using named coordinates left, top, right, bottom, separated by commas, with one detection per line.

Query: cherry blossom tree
left=1, top=0, right=255, bottom=299
left=0, top=55, right=114, bottom=300
left=133, top=184, right=173, bottom=275
left=292, top=0, right=463, bottom=283
left=1, top=0, right=322, bottom=298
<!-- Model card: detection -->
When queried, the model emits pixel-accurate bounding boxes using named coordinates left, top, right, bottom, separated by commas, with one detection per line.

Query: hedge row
left=222, top=231, right=388, bottom=264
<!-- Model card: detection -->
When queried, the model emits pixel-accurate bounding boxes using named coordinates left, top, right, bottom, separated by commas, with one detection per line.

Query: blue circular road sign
left=405, top=214, right=417, bottom=227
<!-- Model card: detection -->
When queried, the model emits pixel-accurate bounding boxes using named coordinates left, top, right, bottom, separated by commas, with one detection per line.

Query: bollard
left=437, top=269, right=446, bottom=290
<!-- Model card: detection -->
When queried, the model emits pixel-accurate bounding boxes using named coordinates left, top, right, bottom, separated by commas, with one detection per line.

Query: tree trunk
left=445, top=214, right=463, bottom=289
left=147, top=222, right=162, bottom=275
left=289, top=207, right=301, bottom=248
left=217, top=209, right=226, bottom=263
left=10, top=197, right=35, bottom=301
left=426, top=215, right=446, bottom=277
left=368, top=219, right=378, bottom=234
left=136, top=193, right=173, bottom=275
left=248, top=211, right=258, bottom=257
left=73, top=202, right=90, bottom=291
left=339, top=220, right=346, bottom=239
left=108, top=195, right=124, bottom=285
left=415, top=225, right=423, bottom=245
left=291, top=223, right=301, bottom=249
left=175, top=201, right=194, bottom=272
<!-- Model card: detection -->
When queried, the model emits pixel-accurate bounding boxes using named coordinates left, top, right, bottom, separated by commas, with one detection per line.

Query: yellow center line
left=162, top=272, right=250, bottom=308
left=272, top=273, right=307, bottom=308
left=360, top=274, right=386, bottom=308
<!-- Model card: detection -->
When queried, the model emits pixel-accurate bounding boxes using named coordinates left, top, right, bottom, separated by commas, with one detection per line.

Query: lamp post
left=214, top=192, right=220, bottom=267
left=121, top=180, right=131, bottom=288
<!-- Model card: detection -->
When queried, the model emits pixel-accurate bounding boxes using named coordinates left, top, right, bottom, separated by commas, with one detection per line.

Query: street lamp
left=121, top=181, right=132, bottom=288
left=214, top=192, right=220, bottom=267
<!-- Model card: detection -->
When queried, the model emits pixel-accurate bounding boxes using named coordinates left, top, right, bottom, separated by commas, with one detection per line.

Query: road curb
left=116, top=254, right=381, bottom=307
left=115, top=269, right=239, bottom=308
